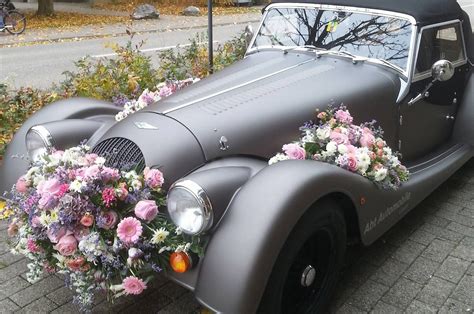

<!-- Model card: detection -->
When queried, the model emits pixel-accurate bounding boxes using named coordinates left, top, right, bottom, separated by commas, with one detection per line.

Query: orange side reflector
left=170, top=252, right=191, bottom=273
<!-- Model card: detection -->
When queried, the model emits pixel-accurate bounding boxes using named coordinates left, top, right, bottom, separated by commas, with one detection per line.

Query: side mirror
left=431, top=59, right=454, bottom=82
left=408, top=59, right=455, bottom=106
left=244, top=24, right=254, bottom=48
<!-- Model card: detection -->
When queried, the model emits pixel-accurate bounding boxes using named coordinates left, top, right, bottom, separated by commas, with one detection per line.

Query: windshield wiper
left=316, top=50, right=368, bottom=63
left=368, top=58, right=404, bottom=74
left=283, top=45, right=321, bottom=54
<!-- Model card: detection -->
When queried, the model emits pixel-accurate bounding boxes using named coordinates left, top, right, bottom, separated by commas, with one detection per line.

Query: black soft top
left=270, top=0, right=464, bottom=26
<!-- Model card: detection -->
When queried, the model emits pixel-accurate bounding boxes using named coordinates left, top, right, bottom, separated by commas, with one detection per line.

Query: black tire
left=5, top=10, right=26, bottom=35
left=259, top=200, right=347, bottom=314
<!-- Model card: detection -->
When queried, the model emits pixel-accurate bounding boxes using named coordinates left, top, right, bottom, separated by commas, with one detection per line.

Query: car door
left=399, top=21, right=469, bottom=161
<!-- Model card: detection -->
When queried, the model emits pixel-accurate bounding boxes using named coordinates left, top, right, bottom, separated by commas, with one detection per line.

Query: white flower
left=316, top=127, right=330, bottom=140
left=69, top=180, right=86, bottom=193
left=39, top=211, right=54, bottom=227
left=95, top=157, right=106, bottom=167
left=325, top=141, right=338, bottom=155
left=131, top=180, right=142, bottom=191
left=356, top=152, right=371, bottom=174
left=175, top=227, right=182, bottom=235
left=268, top=153, right=289, bottom=165
left=301, top=131, right=316, bottom=144
left=158, top=246, right=171, bottom=254
left=389, top=156, right=401, bottom=167
left=338, top=144, right=348, bottom=155
left=383, top=147, right=393, bottom=156
left=374, top=167, right=388, bottom=182
left=151, top=228, right=169, bottom=245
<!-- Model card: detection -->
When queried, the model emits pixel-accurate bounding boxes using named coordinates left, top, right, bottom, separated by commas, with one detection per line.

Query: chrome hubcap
left=300, top=265, right=316, bottom=287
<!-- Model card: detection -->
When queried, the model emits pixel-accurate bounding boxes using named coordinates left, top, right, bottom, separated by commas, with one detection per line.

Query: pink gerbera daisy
left=122, top=276, right=147, bottom=295
left=116, top=217, right=142, bottom=244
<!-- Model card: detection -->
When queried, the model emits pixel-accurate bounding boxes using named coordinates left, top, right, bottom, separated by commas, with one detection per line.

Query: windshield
left=253, top=7, right=413, bottom=72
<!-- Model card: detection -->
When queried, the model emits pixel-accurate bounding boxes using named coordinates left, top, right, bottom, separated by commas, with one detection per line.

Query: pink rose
left=330, top=131, right=349, bottom=145
left=80, top=213, right=94, bottom=227
left=54, top=233, right=77, bottom=256
left=317, top=112, right=327, bottom=120
left=347, top=154, right=358, bottom=172
left=7, top=222, right=19, bottom=237
left=38, top=194, right=55, bottom=210
left=117, top=183, right=128, bottom=201
left=37, top=178, right=62, bottom=197
left=66, top=256, right=86, bottom=272
left=85, top=153, right=98, bottom=165
left=375, top=139, right=385, bottom=149
left=73, top=226, right=90, bottom=241
left=84, top=165, right=101, bottom=180
left=335, top=109, right=353, bottom=124
left=134, top=200, right=158, bottom=222
left=144, top=168, right=164, bottom=189
left=101, top=167, right=120, bottom=183
left=346, top=145, right=357, bottom=154
left=100, top=210, right=118, bottom=230
left=360, top=133, right=375, bottom=148
left=47, top=227, right=66, bottom=244
left=282, top=143, right=306, bottom=160
left=31, top=216, right=41, bottom=228
left=16, top=176, right=28, bottom=193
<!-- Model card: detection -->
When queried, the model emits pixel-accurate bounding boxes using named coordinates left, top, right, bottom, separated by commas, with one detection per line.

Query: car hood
left=143, top=50, right=401, bottom=161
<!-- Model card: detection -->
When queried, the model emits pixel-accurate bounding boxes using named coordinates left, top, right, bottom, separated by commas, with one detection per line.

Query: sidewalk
left=0, top=2, right=261, bottom=46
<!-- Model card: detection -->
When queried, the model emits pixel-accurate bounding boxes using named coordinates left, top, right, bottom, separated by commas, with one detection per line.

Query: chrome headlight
left=25, top=126, right=53, bottom=162
left=167, top=180, right=213, bottom=235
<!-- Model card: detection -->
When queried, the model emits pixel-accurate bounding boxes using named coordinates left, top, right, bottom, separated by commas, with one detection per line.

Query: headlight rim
left=167, top=179, right=213, bottom=235
left=26, top=125, right=54, bottom=161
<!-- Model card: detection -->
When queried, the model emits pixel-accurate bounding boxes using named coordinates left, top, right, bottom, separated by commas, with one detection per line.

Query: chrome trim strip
left=246, top=3, right=417, bottom=78
left=30, top=125, right=54, bottom=148
left=168, top=179, right=213, bottom=235
left=162, top=58, right=315, bottom=114
left=411, top=20, right=468, bottom=83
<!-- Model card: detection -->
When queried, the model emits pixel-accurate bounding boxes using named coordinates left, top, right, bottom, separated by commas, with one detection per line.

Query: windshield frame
left=247, top=3, right=418, bottom=79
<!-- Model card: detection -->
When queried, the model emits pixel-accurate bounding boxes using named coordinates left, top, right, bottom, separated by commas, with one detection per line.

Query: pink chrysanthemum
left=122, top=276, right=147, bottom=295
left=116, top=217, right=142, bottom=244
left=102, top=188, right=116, bottom=208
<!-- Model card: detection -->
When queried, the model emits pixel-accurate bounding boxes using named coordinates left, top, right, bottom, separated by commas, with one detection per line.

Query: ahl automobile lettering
left=364, top=192, right=411, bottom=235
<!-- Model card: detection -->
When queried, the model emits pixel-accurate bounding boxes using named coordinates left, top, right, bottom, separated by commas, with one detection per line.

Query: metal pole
left=208, top=0, right=213, bottom=74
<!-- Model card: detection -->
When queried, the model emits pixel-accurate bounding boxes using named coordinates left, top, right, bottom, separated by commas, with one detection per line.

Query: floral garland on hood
left=270, top=106, right=410, bottom=190
left=1, top=145, right=203, bottom=310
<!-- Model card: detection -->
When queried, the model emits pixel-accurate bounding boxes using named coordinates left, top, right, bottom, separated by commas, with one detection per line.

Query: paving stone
left=157, top=292, right=201, bottom=314
left=119, top=289, right=172, bottom=313
left=330, top=283, right=356, bottom=311
left=435, top=210, right=474, bottom=228
left=439, top=298, right=473, bottom=314
left=46, top=286, right=74, bottom=306
left=159, top=281, right=189, bottom=300
left=391, top=240, right=426, bottom=264
left=0, top=253, right=24, bottom=268
left=0, top=259, right=28, bottom=282
left=423, top=215, right=450, bottom=228
left=403, top=256, right=440, bottom=285
left=409, top=230, right=437, bottom=246
left=447, top=222, right=474, bottom=237
left=406, top=300, right=437, bottom=313
left=347, top=280, right=389, bottom=312
left=421, top=239, right=457, bottom=263
left=432, top=201, right=464, bottom=215
left=0, top=276, right=30, bottom=299
left=370, top=301, right=403, bottom=313
left=0, top=298, right=20, bottom=313
left=459, top=207, right=474, bottom=219
left=435, top=256, right=470, bottom=283
left=382, top=277, right=422, bottom=309
left=383, top=226, right=413, bottom=247
left=420, top=223, right=464, bottom=243
left=467, top=263, right=474, bottom=276
left=15, top=297, right=58, bottom=313
left=335, top=303, right=367, bottom=314
left=10, top=275, right=64, bottom=307
left=50, top=301, right=79, bottom=314
left=370, top=258, right=409, bottom=287
left=416, top=276, right=455, bottom=307
left=360, top=241, right=397, bottom=267
left=340, top=260, right=378, bottom=289
left=450, top=275, right=474, bottom=305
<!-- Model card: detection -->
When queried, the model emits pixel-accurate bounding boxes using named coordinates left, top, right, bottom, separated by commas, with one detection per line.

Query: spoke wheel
left=259, top=201, right=346, bottom=314
left=5, top=11, right=26, bottom=35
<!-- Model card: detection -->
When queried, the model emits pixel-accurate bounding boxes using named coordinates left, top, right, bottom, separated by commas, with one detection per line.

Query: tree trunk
left=37, top=0, right=54, bottom=16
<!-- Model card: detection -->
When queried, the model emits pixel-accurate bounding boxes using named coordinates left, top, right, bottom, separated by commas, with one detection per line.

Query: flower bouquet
left=269, top=106, right=409, bottom=190
left=1, top=145, right=202, bottom=310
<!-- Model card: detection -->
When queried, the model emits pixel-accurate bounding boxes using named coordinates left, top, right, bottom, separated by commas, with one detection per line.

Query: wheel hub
left=300, top=265, right=316, bottom=287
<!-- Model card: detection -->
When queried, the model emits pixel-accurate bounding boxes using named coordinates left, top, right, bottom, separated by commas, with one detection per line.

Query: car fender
left=453, top=71, right=474, bottom=146
left=0, top=97, right=118, bottom=197
left=193, top=160, right=368, bottom=313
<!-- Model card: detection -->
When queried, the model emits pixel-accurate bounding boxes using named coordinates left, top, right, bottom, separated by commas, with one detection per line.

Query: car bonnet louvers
left=92, top=137, right=145, bottom=171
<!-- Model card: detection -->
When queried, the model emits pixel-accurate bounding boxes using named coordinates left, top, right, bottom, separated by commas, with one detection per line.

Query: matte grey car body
left=1, top=0, right=473, bottom=312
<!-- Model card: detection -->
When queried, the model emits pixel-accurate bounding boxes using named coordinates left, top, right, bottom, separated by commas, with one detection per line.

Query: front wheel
left=5, top=11, right=26, bottom=35
left=259, top=201, right=347, bottom=313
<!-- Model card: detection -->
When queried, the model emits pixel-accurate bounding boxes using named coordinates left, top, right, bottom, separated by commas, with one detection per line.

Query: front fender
left=193, top=160, right=367, bottom=313
left=0, top=97, right=118, bottom=197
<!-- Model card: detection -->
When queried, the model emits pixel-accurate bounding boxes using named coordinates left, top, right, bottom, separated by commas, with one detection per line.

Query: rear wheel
left=259, top=201, right=347, bottom=313
left=5, top=11, right=26, bottom=35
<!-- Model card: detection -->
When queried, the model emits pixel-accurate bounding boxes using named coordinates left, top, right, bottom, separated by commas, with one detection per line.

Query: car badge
left=134, top=122, right=158, bottom=130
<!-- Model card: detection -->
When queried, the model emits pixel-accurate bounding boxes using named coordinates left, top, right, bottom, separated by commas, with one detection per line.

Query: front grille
left=92, top=137, right=145, bottom=171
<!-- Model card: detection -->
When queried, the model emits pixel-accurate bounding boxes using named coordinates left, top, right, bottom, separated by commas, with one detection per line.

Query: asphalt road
left=0, top=1, right=473, bottom=89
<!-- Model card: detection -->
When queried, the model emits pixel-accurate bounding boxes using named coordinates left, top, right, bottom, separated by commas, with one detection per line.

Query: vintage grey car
left=1, top=0, right=473, bottom=312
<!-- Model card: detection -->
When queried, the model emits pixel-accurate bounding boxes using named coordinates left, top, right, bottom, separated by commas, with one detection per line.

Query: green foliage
left=62, top=41, right=160, bottom=101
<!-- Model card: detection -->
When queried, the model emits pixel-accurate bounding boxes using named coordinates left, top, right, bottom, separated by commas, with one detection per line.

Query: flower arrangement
left=269, top=106, right=409, bottom=190
left=115, top=78, right=200, bottom=122
left=1, top=145, right=202, bottom=310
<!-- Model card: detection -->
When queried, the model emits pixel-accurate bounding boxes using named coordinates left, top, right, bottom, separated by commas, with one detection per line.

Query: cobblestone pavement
left=0, top=159, right=473, bottom=313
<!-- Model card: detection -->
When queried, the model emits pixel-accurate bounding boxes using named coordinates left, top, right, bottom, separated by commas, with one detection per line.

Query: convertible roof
left=269, top=0, right=464, bottom=25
